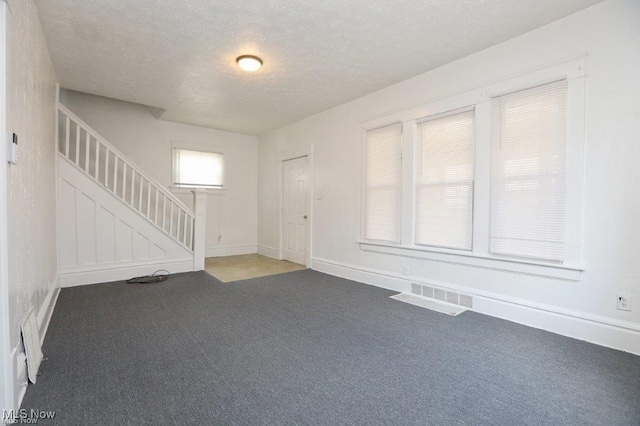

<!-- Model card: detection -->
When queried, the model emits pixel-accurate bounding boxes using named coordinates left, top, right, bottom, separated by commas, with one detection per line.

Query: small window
left=364, top=123, right=402, bottom=243
left=173, top=148, right=224, bottom=188
left=490, top=79, right=567, bottom=262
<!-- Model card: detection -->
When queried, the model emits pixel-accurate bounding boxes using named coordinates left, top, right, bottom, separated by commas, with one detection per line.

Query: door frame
left=0, top=1, right=13, bottom=413
left=278, top=145, right=313, bottom=268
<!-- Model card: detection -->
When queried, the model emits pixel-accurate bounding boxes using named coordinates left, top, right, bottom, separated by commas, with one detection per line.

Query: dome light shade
left=236, top=55, right=263, bottom=72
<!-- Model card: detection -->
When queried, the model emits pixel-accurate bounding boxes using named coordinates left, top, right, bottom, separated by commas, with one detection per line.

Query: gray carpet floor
left=21, top=270, right=640, bottom=425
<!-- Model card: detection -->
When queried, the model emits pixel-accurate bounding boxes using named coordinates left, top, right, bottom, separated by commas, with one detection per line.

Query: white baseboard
left=205, top=245, right=257, bottom=258
left=472, top=294, right=640, bottom=356
left=11, top=277, right=60, bottom=409
left=311, top=256, right=640, bottom=355
left=257, top=245, right=279, bottom=259
left=37, top=280, right=60, bottom=345
left=60, top=259, right=194, bottom=287
left=12, top=280, right=60, bottom=410
left=312, top=257, right=410, bottom=293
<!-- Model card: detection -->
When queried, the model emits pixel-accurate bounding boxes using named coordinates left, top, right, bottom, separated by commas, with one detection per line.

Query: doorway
left=281, top=156, right=309, bottom=266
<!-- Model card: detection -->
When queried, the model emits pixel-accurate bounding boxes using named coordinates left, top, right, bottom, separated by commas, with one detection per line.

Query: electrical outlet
left=402, top=266, right=408, bottom=276
left=617, top=293, right=631, bottom=311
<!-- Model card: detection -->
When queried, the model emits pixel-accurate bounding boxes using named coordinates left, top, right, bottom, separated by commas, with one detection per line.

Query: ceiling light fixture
left=236, top=55, right=263, bottom=72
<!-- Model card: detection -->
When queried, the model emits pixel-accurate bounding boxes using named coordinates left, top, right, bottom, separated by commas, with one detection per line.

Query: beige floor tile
left=205, top=254, right=305, bottom=283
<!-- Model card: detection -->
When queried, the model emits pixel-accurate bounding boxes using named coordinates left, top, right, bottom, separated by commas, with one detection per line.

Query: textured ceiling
left=35, top=0, right=603, bottom=135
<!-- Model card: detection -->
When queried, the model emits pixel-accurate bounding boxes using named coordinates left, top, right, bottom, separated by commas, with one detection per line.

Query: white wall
left=258, top=0, right=640, bottom=352
left=0, top=1, right=10, bottom=414
left=5, top=0, right=59, bottom=408
left=60, top=90, right=259, bottom=257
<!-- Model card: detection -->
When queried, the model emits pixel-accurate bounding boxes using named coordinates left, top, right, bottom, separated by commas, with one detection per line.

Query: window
left=364, top=123, right=402, bottom=243
left=359, top=58, right=584, bottom=277
left=415, top=109, right=475, bottom=250
left=173, top=148, right=224, bottom=188
left=490, top=80, right=567, bottom=262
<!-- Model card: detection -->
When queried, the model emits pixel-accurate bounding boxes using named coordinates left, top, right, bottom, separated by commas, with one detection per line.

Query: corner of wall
left=257, top=245, right=279, bottom=259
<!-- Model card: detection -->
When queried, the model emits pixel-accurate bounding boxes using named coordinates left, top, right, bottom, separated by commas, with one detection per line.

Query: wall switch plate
left=617, top=293, right=631, bottom=311
left=402, top=266, right=408, bottom=276
left=7, top=133, right=18, bottom=165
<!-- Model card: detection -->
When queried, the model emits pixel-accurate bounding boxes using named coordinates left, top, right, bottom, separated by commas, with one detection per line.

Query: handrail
left=58, top=103, right=194, bottom=216
left=57, top=103, right=194, bottom=251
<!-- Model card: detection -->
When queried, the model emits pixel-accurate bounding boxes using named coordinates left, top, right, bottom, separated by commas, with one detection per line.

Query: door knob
left=303, top=215, right=307, bottom=219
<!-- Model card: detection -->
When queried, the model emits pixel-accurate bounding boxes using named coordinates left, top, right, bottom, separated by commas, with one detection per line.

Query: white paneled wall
left=58, top=179, right=162, bottom=266
left=57, top=157, right=193, bottom=287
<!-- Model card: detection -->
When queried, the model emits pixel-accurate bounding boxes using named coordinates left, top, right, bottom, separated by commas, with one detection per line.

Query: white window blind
left=490, top=79, right=567, bottom=262
left=415, top=109, right=475, bottom=250
left=365, top=123, right=402, bottom=243
left=173, top=148, right=224, bottom=188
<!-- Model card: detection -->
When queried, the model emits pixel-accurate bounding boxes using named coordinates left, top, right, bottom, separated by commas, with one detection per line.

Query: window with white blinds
left=364, top=123, right=402, bottom=243
left=415, top=109, right=475, bottom=250
left=173, top=148, right=224, bottom=188
left=490, top=79, right=567, bottom=262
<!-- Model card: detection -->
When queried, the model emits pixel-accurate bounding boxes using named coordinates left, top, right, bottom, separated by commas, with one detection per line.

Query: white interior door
left=282, top=156, right=308, bottom=266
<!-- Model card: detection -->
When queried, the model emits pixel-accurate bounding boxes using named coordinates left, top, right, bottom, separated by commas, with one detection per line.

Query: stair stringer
left=57, top=156, right=194, bottom=287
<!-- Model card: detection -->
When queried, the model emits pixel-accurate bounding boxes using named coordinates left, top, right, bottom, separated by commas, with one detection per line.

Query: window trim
left=359, top=55, right=586, bottom=272
left=170, top=142, right=227, bottom=192
left=361, top=122, right=404, bottom=245
left=414, top=106, right=476, bottom=251
left=489, top=78, right=569, bottom=263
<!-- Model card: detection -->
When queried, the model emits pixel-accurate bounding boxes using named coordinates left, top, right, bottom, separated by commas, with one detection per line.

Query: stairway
left=56, top=104, right=206, bottom=286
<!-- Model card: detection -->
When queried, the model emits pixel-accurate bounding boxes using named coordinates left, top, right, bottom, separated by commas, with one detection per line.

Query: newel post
left=192, top=190, right=207, bottom=271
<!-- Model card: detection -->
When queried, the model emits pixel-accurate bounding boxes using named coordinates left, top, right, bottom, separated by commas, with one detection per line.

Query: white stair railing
left=57, top=103, right=195, bottom=252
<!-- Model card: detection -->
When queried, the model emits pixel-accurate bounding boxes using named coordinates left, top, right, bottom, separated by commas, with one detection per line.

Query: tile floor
left=205, top=253, right=305, bottom=282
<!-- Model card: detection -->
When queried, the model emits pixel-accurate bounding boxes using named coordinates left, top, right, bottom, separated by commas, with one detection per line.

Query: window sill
left=358, top=241, right=584, bottom=282
left=170, top=186, right=227, bottom=195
